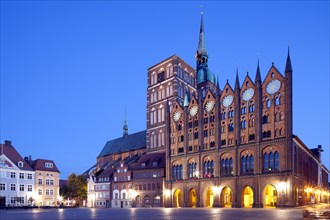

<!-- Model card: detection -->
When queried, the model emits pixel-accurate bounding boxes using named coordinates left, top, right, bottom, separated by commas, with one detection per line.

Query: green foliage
left=61, top=173, right=87, bottom=200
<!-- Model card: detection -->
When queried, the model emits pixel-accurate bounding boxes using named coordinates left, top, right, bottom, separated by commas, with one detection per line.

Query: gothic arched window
left=274, top=151, right=279, bottom=170
left=263, top=153, right=269, bottom=171
left=275, top=96, right=281, bottom=106
left=266, top=99, right=271, bottom=108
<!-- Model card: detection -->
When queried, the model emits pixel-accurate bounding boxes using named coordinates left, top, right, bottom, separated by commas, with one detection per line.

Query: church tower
left=146, top=55, right=197, bottom=152
left=195, top=13, right=218, bottom=98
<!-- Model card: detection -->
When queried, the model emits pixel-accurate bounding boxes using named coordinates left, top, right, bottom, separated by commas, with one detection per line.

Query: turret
left=254, top=60, right=263, bottom=142
left=285, top=48, right=293, bottom=138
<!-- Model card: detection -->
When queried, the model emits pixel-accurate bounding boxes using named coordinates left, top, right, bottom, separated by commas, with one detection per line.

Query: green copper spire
left=197, top=12, right=207, bottom=56
left=196, top=12, right=216, bottom=85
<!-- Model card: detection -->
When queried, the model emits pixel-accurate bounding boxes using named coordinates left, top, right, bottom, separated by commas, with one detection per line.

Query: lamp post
left=165, top=189, right=171, bottom=207
left=212, top=186, right=220, bottom=207
left=279, top=182, right=286, bottom=206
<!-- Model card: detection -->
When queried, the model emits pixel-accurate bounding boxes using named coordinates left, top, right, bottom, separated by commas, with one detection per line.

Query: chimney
left=317, top=145, right=323, bottom=161
left=24, top=155, right=32, bottom=165
left=4, top=140, right=11, bottom=147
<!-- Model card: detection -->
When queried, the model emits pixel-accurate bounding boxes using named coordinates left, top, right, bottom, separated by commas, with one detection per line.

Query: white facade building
left=0, top=141, right=35, bottom=206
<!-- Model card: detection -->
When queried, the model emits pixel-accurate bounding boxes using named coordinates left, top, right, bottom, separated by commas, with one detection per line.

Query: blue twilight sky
left=1, top=1, right=329, bottom=179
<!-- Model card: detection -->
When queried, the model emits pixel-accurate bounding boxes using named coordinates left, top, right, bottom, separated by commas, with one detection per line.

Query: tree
left=61, top=173, right=87, bottom=206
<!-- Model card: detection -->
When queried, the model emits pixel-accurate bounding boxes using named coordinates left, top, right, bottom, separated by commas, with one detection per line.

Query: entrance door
left=0, top=196, right=5, bottom=207
left=120, top=201, right=123, bottom=208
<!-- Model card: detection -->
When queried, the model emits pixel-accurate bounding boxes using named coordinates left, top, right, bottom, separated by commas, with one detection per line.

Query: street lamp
left=165, top=189, right=171, bottom=207
left=195, top=171, right=200, bottom=178
left=212, top=186, right=220, bottom=207
left=279, top=182, right=286, bottom=206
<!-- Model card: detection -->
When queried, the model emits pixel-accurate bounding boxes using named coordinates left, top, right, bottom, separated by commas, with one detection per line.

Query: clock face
left=266, top=79, right=281, bottom=95
left=204, top=100, right=215, bottom=113
left=222, top=95, right=233, bottom=108
left=242, top=88, right=255, bottom=101
left=173, top=111, right=181, bottom=122
left=189, top=105, right=198, bottom=117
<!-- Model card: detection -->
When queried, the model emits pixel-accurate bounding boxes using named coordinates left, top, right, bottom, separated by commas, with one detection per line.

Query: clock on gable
left=189, top=105, right=199, bottom=117
left=266, top=79, right=281, bottom=95
left=222, top=95, right=233, bottom=108
left=242, top=88, right=254, bottom=101
left=204, top=100, right=215, bottom=113
left=173, top=111, right=181, bottom=122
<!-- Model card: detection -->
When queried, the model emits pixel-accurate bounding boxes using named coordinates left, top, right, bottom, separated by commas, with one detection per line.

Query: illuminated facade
left=90, top=13, right=330, bottom=209
left=31, top=159, right=60, bottom=206
left=156, top=14, right=329, bottom=208
left=0, top=141, right=35, bottom=207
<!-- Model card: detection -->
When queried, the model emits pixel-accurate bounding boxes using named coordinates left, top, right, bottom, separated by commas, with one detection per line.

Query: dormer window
left=18, top=161, right=23, bottom=167
left=141, top=163, right=146, bottom=168
left=45, top=162, right=53, bottom=168
left=153, top=161, right=158, bottom=167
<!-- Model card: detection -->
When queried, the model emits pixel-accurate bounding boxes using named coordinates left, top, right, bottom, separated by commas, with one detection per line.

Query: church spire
left=285, top=47, right=292, bottom=73
left=197, top=12, right=207, bottom=56
left=195, top=12, right=216, bottom=86
left=123, top=107, right=128, bottom=137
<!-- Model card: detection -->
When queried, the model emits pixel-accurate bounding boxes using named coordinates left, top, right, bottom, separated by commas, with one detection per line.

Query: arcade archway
left=188, top=188, right=197, bottom=207
left=242, top=186, right=253, bottom=208
left=173, top=189, right=183, bottom=208
left=221, top=187, right=232, bottom=208
left=206, top=188, right=214, bottom=207
left=264, top=184, right=277, bottom=208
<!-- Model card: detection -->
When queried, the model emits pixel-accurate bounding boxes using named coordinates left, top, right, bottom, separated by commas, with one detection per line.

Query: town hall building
left=87, top=13, right=329, bottom=208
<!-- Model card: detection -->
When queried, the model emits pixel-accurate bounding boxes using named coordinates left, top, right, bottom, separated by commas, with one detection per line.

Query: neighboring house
left=131, top=152, right=165, bottom=207
left=31, top=159, right=60, bottom=206
left=87, top=173, right=96, bottom=208
left=94, top=167, right=112, bottom=208
left=87, top=126, right=146, bottom=208
left=112, top=162, right=132, bottom=208
left=0, top=141, right=35, bottom=206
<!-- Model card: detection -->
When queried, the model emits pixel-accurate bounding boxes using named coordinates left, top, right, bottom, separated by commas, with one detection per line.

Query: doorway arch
left=188, top=188, right=197, bottom=207
left=221, top=187, right=232, bottom=208
left=173, top=189, right=183, bottom=208
left=242, top=186, right=253, bottom=208
left=206, top=187, right=214, bottom=207
left=263, top=184, right=277, bottom=208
